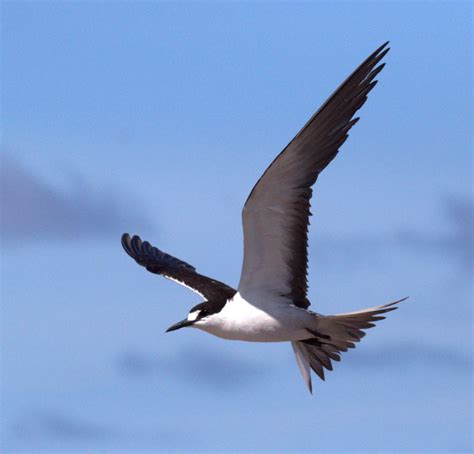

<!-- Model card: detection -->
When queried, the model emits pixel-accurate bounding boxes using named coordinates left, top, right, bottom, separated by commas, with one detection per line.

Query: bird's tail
left=291, top=297, right=408, bottom=393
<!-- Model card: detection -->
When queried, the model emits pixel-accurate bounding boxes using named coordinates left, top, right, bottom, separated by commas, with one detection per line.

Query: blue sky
left=1, top=1, right=472, bottom=452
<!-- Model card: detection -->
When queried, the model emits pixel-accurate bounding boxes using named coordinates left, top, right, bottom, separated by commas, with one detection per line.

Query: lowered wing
left=121, top=233, right=236, bottom=301
left=238, top=43, right=390, bottom=308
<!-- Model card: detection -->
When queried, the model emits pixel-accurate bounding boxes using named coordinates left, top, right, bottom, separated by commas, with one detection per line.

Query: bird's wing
left=121, top=234, right=236, bottom=301
left=238, top=43, right=389, bottom=308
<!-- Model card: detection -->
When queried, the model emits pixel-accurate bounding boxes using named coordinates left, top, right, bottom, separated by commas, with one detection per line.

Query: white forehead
left=187, top=310, right=201, bottom=322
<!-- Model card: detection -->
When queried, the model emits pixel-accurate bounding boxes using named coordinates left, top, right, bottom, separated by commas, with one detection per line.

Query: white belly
left=196, top=292, right=315, bottom=342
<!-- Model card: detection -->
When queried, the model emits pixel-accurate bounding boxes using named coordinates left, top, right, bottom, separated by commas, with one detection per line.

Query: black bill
left=165, top=319, right=195, bottom=333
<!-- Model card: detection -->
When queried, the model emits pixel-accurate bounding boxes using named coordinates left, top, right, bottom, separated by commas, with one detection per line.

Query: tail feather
left=306, top=347, right=326, bottom=382
left=292, top=297, right=408, bottom=393
left=291, top=341, right=312, bottom=393
left=320, top=345, right=341, bottom=362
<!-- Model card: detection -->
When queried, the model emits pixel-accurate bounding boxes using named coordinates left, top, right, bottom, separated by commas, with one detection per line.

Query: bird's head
left=165, top=300, right=225, bottom=333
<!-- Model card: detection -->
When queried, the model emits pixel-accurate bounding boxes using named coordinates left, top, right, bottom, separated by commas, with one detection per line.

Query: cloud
left=1, top=156, right=152, bottom=242
left=115, top=342, right=471, bottom=394
left=312, top=195, right=473, bottom=273
left=116, top=346, right=267, bottom=389
left=9, top=411, right=112, bottom=442
left=396, top=195, right=473, bottom=272
left=350, top=342, right=471, bottom=371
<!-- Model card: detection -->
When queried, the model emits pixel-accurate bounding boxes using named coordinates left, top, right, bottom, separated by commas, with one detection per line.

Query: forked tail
left=292, top=297, right=408, bottom=393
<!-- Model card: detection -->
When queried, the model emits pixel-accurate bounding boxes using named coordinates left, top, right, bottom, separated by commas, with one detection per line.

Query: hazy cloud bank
left=1, top=157, right=151, bottom=243
left=9, top=410, right=113, bottom=443
left=312, top=195, right=473, bottom=273
left=116, top=346, right=266, bottom=388
left=396, top=195, right=473, bottom=272
left=351, top=341, right=471, bottom=371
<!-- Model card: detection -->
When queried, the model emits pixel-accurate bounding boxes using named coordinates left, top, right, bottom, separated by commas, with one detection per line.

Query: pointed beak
left=165, top=319, right=194, bottom=333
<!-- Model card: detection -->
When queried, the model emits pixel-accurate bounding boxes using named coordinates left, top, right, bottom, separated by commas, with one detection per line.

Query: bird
left=121, top=41, right=407, bottom=393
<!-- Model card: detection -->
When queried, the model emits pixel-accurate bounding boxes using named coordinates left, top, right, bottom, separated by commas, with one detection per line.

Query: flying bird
left=121, top=42, right=406, bottom=393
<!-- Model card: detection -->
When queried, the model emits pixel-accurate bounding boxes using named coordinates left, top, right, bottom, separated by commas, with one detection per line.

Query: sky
left=1, top=1, right=472, bottom=453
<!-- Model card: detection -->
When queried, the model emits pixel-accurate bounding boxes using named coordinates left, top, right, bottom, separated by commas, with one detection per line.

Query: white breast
left=197, top=292, right=314, bottom=342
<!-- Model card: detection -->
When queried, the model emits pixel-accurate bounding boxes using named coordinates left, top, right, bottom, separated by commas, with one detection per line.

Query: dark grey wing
left=238, top=42, right=389, bottom=309
left=121, top=234, right=236, bottom=301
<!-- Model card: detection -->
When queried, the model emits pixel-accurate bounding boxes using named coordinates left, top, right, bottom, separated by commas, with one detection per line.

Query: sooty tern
left=122, top=42, right=407, bottom=393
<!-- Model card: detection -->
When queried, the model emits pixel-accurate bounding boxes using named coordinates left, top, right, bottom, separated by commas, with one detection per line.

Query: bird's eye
left=199, top=310, right=207, bottom=318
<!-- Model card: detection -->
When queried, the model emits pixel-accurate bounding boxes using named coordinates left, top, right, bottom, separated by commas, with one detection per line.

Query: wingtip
left=121, top=232, right=142, bottom=259
left=394, top=296, right=410, bottom=304
left=369, top=41, right=390, bottom=60
left=121, top=233, right=132, bottom=256
left=130, top=234, right=143, bottom=256
left=380, top=296, right=409, bottom=312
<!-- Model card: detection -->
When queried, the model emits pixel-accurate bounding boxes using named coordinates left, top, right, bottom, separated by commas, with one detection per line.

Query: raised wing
left=238, top=43, right=390, bottom=308
left=121, top=233, right=236, bottom=301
